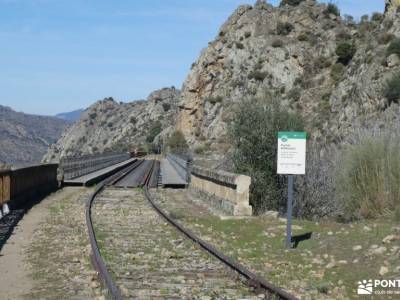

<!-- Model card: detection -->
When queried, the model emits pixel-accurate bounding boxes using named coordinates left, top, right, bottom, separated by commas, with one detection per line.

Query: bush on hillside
left=162, top=103, right=171, bottom=111
left=331, top=63, right=345, bottom=82
left=294, top=146, right=338, bottom=220
left=384, top=72, right=400, bottom=105
left=378, top=33, right=395, bottom=45
left=297, top=32, right=309, bottom=41
left=280, top=0, right=305, bottom=6
left=335, top=42, right=356, bottom=65
left=371, top=12, right=384, bottom=23
left=324, top=3, right=340, bottom=16
left=336, top=129, right=400, bottom=220
left=271, top=38, right=284, bottom=48
left=166, top=131, right=189, bottom=155
left=386, top=38, right=400, bottom=57
left=146, top=121, right=162, bottom=143
left=277, top=22, right=295, bottom=36
left=229, top=92, right=304, bottom=214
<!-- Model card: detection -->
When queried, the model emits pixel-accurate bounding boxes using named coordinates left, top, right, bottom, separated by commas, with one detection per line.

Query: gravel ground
left=23, top=187, right=105, bottom=300
left=92, top=188, right=263, bottom=300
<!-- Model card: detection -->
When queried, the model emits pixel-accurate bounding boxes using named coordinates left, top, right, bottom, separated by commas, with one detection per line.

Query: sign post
left=277, top=132, right=307, bottom=249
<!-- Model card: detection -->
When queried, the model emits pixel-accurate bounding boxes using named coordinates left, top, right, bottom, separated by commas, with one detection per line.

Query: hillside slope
left=177, top=0, right=400, bottom=150
left=43, top=87, right=180, bottom=162
left=0, top=105, right=68, bottom=166
left=44, top=0, right=400, bottom=162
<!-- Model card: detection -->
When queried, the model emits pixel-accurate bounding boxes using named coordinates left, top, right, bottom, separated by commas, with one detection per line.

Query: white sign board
left=277, top=132, right=307, bottom=175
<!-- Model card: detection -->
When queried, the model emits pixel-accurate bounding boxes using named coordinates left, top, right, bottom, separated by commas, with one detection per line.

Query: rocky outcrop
left=44, top=0, right=400, bottom=162
left=43, top=87, right=180, bottom=162
left=176, top=0, right=400, bottom=151
left=0, top=105, right=68, bottom=166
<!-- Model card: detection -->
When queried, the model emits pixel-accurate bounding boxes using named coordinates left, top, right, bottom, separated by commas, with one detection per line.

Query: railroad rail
left=85, top=159, right=298, bottom=300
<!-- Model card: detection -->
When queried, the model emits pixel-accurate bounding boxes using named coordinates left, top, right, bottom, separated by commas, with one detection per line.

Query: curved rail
left=85, top=161, right=145, bottom=300
left=86, top=159, right=298, bottom=300
left=143, top=161, right=298, bottom=300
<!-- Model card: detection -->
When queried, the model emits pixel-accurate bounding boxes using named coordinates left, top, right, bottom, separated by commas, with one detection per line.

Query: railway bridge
left=0, top=151, right=297, bottom=300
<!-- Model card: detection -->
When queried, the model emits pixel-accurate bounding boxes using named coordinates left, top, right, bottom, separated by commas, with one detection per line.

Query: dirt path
left=0, top=188, right=84, bottom=300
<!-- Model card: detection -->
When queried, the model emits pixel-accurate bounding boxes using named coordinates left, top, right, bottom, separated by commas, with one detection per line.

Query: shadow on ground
left=0, top=191, right=54, bottom=253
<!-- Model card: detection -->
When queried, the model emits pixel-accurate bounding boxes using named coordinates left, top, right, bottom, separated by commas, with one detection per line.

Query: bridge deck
left=64, top=158, right=137, bottom=187
left=160, top=158, right=187, bottom=187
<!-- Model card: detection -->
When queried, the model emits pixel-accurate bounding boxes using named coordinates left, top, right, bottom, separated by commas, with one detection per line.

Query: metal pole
left=286, top=174, right=294, bottom=249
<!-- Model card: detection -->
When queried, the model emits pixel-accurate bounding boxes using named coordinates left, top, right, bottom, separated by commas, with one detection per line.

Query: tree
left=385, top=72, right=400, bottom=105
left=166, top=131, right=189, bottom=154
left=146, top=121, right=162, bottom=143
left=336, top=42, right=356, bottom=65
left=229, top=92, right=304, bottom=213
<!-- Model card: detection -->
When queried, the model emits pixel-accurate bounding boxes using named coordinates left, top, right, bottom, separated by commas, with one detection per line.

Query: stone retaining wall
left=190, top=165, right=252, bottom=216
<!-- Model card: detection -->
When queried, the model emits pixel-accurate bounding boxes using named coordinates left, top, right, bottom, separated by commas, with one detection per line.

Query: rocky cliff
left=177, top=0, right=400, bottom=150
left=43, top=87, right=180, bottom=162
left=0, top=105, right=68, bottom=166
left=45, top=0, right=400, bottom=161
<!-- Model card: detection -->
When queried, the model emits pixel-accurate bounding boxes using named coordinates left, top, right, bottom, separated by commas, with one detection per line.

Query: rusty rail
left=85, top=160, right=146, bottom=300
left=143, top=161, right=298, bottom=300
left=86, top=160, right=298, bottom=300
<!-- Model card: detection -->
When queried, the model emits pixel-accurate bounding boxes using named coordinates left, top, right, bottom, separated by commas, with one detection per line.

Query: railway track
left=85, top=159, right=298, bottom=300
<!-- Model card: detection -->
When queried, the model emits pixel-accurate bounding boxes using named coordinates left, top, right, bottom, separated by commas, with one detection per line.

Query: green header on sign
left=278, top=132, right=307, bottom=139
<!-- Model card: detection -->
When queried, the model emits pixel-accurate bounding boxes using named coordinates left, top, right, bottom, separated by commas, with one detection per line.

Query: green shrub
left=194, top=145, right=209, bottom=155
left=378, top=33, right=395, bottom=45
left=297, top=32, right=309, bottom=41
left=277, top=22, right=294, bottom=35
left=331, top=63, right=345, bottom=82
left=386, top=38, right=400, bottom=57
left=248, top=70, right=268, bottom=81
left=229, top=92, right=304, bottom=214
left=205, top=95, right=223, bottom=104
left=235, top=42, right=245, bottom=49
left=335, top=42, right=356, bottom=65
left=146, top=121, right=162, bottom=143
left=371, top=12, right=384, bottom=23
left=129, top=116, right=137, bottom=124
left=271, top=38, right=284, bottom=48
left=89, top=112, right=97, bottom=119
left=394, top=206, right=400, bottom=222
left=315, top=56, right=332, bottom=69
left=384, top=72, right=400, bottom=105
left=280, top=0, right=305, bottom=6
left=324, top=3, right=340, bottom=16
left=288, top=87, right=301, bottom=102
left=166, top=131, right=189, bottom=154
left=335, top=31, right=351, bottom=41
left=336, top=130, right=400, bottom=220
left=162, top=103, right=171, bottom=111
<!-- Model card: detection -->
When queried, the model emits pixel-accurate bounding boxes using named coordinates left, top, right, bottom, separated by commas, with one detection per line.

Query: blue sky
left=0, top=0, right=385, bottom=115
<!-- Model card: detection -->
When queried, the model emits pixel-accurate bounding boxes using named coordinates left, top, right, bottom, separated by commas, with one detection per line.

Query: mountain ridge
left=55, top=109, right=84, bottom=122
left=0, top=105, right=68, bottom=166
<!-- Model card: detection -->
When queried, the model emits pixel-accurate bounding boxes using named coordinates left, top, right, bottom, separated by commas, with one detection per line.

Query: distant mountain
left=0, top=105, right=68, bottom=166
left=55, top=109, right=84, bottom=122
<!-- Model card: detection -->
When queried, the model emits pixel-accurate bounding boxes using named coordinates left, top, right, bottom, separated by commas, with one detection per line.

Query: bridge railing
left=166, top=153, right=190, bottom=182
left=190, top=165, right=252, bottom=216
left=0, top=164, right=58, bottom=217
left=60, top=152, right=130, bottom=180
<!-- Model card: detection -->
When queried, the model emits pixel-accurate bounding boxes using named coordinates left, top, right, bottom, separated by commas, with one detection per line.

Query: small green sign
left=278, top=132, right=307, bottom=140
